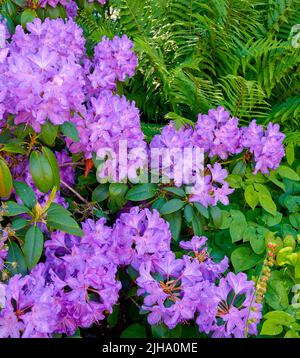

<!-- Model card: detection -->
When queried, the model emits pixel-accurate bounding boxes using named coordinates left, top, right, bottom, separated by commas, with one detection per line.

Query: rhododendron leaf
left=0, top=143, right=26, bottom=154
left=159, top=198, right=185, bottom=215
left=92, top=184, right=109, bottom=202
left=126, top=183, right=157, bottom=201
left=11, top=217, right=29, bottom=231
left=29, top=151, right=54, bottom=193
left=193, top=202, right=209, bottom=219
left=5, top=201, right=31, bottom=216
left=6, top=242, right=27, bottom=276
left=13, top=181, right=36, bottom=209
left=107, top=306, right=120, bottom=329
left=23, top=225, right=44, bottom=270
left=192, top=212, right=203, bottom=236
left=61, top=122, right=80, bottom=142
left=47, top=213, right=83, bottom=236
left=151, top=197, right=167, bottom=211
left=162, top=186, right=186, bottom=197
left=120, top=323, right=146, bottom=338
left=20, top=9, right=36, bottom=27
left=41, top=122, right=58, bottom=147
left=42, top=146, right=60, bottom=189
left=0, top=158, right=13, bottom=198
left=164, top=211, right=182, bottom=241
left=184, top=204, right=194, bottom=223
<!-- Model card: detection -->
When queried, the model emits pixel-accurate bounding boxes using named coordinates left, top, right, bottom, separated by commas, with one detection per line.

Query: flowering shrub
left=0, top=1, right=300, bottom=339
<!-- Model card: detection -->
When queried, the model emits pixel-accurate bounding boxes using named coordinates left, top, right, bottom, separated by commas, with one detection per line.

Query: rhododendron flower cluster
left=0, top=204, right=262, bottom=338
left=86, top=35, right=138, bottom=94
left=0, top=217, right=121, bottom=337
left=136, top=235, right=260, bottom=337
left=242, top=120, right=285, bottom=174
left=0, top=18, right=86, bottom=131
left=189, top=163, right=234, bottom=207
left=149, top=107, right=285, bottom=192
left=193, top=106, right=243, bottom=160
left=67, top=92, right=148, bottom=181
left=110, top=207, right=171, bottom=270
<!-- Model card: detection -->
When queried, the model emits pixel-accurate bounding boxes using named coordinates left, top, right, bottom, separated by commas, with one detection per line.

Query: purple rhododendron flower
left=110, top=207, right=171, bottom=270
left=0, top=18, right=86, bottom=131
left=242, top=120, right=285, bottom=174
left=193, top=106, right=243, bottom=160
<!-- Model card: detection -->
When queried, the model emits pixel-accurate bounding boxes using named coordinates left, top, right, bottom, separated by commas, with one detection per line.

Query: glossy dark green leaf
left=126, top=183, right=157, bottom=201
left=23, top=226, right=44, bottom=270
left=13, top=181, right=36, bottom=209
left=29, top=151, right=54, bottom=193
left=61, top=122, right=80, bottom=142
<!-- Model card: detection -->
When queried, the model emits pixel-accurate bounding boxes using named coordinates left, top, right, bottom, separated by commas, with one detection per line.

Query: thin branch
left=60, top=180, right=89, bottom=204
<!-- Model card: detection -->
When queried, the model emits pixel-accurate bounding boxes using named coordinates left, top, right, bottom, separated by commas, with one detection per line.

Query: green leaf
left=250, top=233, right=265, bottom=255
left=47, top=204, right=83, bottom=236
left=20, top=9, right=36, bottom=27
left=255, top=183, right=277, bottom=215
left=162, top=186, right=186, bottom=197
left=159, top=198, right=185, bottom=215
left=184, top=204, right=194, bottom=223
left=265, top=272, right=290, bottom=310
left=193, top=203, right=209, bottom=219
left=1, top=143, right=26, bottom=154
left=0, top=159, right=13, bottom=199
left=164, top=211, right=182, bottom=241
left=229, top=210, right=247, bottom=243
left=210, top=206, right=223, bottom=228
left=231, top=246, right=262, bottom=272
left=42, top=146, right=60, bottom=189
left=289, top=213, right=300, bottom=229
left=264, top=311, right=295, bottom=325
left=92, top=184, right=109, bottom=202
left=23, top=226, right=44, bottom=270
left=120, top=323, right=146, bottom=338
left=151, top=324, right=168, bottom=338
left=6, top=242, right=27, bottom=276
left=41, top=122, right=58, bottom=146
left=126, top=183, right=157, bottom=201
left=13, top=181, right=36, bottom=209
left=226, top=174, right=243, bottom=189
left=192, top=211, right=203, bottom=236
left=29, top=151, right=54, bottom=193
left=286, top=143, right=294, bottom=166
left=108, top=183, right=128, bottom=212
left=295, top=261, right=300, bottom=279
left=47, top=213, right=83, bottom=236
left=244, top=184, right=259, bottom=210
left=61, top=122, right=80, bottom=142
left=11, top=217, right=29, bottom=231
left=277, top=165, right=300, bottom=181
left=5, top=201, right=31, bottom=216
left=261, top=320, right=283, bottom=336
left=107, top=306, right=120, bottom=329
